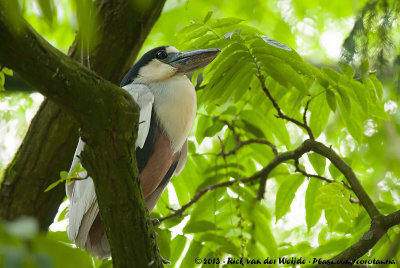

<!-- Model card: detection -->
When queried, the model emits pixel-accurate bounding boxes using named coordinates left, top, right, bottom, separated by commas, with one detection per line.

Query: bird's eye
left=156, top=51, right=168, bottom=59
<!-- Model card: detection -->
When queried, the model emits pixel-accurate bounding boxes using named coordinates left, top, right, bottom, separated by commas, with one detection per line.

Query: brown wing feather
left=140, top=131, right=179, bottom=198
left=89, top=131, right=180, bottom=245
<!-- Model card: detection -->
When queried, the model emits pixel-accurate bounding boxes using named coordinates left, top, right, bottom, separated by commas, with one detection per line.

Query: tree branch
left=159, top=138, right=376, bottom=222
left=156, top=170, right=267, bottom=225
left=217, top=119, right=278, bottom=157
left=257, top=75, right=315, bottom=140
left=305, top=140, right=381, bottom=219
left=316, top=210, right=400, bottom=268
left=157, top=140, right=313, bottom=223
left=0, top=0, right=166, bottom=231
left=158, top=138, right=397, bottom=265
left=0, top=6, right=163, bottom=267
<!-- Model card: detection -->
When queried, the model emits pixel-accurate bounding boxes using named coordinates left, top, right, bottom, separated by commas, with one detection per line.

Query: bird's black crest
left=120, top=46, right=169, bottom=87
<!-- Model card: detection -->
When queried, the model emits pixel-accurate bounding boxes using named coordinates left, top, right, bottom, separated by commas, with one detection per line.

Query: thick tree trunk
left=0, top=100, right=77, bottom=230
left=0, top=3, right=163, bottom=266
left=0, top=0, right=166, bottom=230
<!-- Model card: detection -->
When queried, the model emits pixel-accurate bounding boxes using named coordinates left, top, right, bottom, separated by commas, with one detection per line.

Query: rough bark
left=0, top=0, right=166, bottom=231
left=0, top=5, right=163, bottom=267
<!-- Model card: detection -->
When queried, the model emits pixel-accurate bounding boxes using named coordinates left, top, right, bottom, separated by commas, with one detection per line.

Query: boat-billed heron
left=66, top=46, right=220, bottom=258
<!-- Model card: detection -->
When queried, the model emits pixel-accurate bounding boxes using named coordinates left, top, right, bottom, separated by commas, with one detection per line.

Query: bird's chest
left=150, top=76, right=197, bottom=152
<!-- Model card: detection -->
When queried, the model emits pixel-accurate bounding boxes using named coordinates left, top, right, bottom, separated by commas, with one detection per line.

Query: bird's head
left=120, top=46, right=220, bottom=86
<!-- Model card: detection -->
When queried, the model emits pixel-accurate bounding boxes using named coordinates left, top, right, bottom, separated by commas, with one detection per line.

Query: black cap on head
left=120, top=46, right=170, bottom=87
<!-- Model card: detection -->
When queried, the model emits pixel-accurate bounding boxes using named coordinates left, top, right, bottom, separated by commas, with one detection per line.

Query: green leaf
left=369, top=72, right=383, bottom=100
left=197, top=233, right=240, bottom=255
left=309, top=92, right=331, bottom=138
left=359, top=59, right=369, bottom=76
left=203, top=11, right=213, bottom=23
left=2, top=67, right=13, bottom=76
left=60, top=171, right=68, bottom=180
left=46, top=231, right=70, bottom=244
left=338, top=100, right=363, bottom=143
left=322, top=67, right=340, bottom=83
left=44, top=178, right=63, bottom=192
left=336, top=85, right=351, bottom=112
left=339, top=65, right=355, bottom=79
left=180, top=240, right=202, bottom=268
left=170, top=235, right=187, bottom=264
left=265, top=112, right=291, bottom=147
left=239, top=119, right=265, bottom=138
left=308, top=153, right=326, bottom=175
left=203, top=120, right=225, bottom=139
left=305, top=179, right=323, bottom=229
left=350, top=80, right=369, bottom=114
left=210, top=17, right=244, bottom=28
left=328, top=163, right=343, bottom=180
left=251, top=37, right=314, bottom=77
left=195, top=116, right=211, bottom=144
left=315, top=183, right=358, bottom=226
left=0, top=72, right=5, bottom=91
left=38, top=0, right=54, bottom=24
left=275, top=174, right=305, bottom=221
left=57, top=206, right=68, bottom=222
left=203, top=51, right=252, bottom=102
left=190, top=190, right=223, bottom=221
left=33, top=235, right=93, bottom=268
left=183, top=220, right=219, bottom=233
left=176, top=22, right=203, bottom=36
left=186, top=26, right=211, bottom=40
left=312, top=238, right=350, bottom=255
left=156, top=229, right=171, bottom=260
left=258, top=55, right=308, bottom=94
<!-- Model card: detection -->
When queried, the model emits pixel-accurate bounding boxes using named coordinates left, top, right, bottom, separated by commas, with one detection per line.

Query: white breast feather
left=148, top=75, right=197, bottom=153
left=123, top=84, right=154, bottom=148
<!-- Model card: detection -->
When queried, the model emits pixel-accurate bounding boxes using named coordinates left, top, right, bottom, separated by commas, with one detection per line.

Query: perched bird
left=66, top=46, right=220, bottom=259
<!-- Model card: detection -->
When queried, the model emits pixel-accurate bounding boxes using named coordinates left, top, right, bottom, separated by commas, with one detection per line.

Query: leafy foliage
left=147, top=14, right=398, bottom=268
left=0, top=217, right=94, bottom=268
left=44, top=163, right=86, bottom=192
left=0, top=66, right=13, bottom=92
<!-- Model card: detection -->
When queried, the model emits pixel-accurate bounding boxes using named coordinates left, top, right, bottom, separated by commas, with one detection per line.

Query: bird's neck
left=148, top=75, right=197, bottom=153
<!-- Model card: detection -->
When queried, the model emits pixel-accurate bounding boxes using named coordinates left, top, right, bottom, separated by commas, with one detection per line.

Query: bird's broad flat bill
left=167, top=48, right=220, bottom=74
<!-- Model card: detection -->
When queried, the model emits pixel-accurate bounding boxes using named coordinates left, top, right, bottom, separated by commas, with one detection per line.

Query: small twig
left=303, top=98, right=311, bottom=128
left=257, top=75, right=315, bottom=140
left=218, top=138, right=278, bottom=157
left=217, top=119, right=278, bottom=157
left=294, top=159, right=336, bottom=184
left=294, top=158, right=356, bottom=193
left=155, top=177, right=259, bottom=226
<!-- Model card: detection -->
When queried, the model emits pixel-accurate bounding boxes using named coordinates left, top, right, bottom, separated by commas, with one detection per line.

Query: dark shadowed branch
left=0, top=0, right=166, bottom=231
left=316, top=210, right=400, bottom=268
